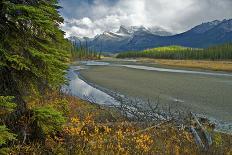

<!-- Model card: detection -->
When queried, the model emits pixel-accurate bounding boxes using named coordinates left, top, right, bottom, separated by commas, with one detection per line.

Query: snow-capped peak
left=116, top=25, right=131, bottom=35
left=129, top=26, right=148, bottom=32
left=115, top=25, right=172, bottom=36
left=148, top=26, right=173, bottom=36
left=103, top=31, right=124, bottom=38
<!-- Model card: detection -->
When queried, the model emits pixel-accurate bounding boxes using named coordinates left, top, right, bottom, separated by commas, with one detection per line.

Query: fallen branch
left=190, top=126, right=205, bottom=149
left=191, top=112, right=212, bottom=148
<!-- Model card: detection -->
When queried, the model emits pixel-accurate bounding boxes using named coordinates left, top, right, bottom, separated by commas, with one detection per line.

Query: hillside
left=117, top=43, right=232, bottom=60
left=144, top=46, right=191, bottom=52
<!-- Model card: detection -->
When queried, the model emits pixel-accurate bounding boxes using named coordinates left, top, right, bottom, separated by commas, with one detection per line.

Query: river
left=64, top=60, right=232, bottom=133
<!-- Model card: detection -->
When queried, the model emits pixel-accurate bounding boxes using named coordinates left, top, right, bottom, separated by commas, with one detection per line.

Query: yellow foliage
left=6, top=94, right=232, bottom=154
left=134, top=134, right=153, bottom=152
left=63, top=115, right=198, bottom=154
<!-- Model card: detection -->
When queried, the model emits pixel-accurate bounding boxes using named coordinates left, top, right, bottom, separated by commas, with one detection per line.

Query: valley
left=2, top=0, right=232, bottom=154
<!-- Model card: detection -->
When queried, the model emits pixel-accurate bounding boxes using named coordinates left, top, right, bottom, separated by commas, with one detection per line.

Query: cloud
left=59, top=0, right=232, bottom=38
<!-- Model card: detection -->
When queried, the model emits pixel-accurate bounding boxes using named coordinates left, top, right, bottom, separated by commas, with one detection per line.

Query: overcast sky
left=59, top=0, right=232, bottom=38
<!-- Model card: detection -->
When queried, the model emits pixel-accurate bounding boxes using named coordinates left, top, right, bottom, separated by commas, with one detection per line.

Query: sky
left=59, top=0, right=232, bottom=38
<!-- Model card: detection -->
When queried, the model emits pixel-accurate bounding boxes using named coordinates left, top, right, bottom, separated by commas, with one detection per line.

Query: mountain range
left=69, top=19, right=232, bottom=53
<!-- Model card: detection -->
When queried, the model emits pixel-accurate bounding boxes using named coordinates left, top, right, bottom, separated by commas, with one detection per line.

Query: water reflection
left=63, top=66, right=119, bottom=106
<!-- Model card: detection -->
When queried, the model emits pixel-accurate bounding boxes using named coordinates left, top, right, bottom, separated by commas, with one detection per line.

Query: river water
left=62, top=65, right=119, bottom=106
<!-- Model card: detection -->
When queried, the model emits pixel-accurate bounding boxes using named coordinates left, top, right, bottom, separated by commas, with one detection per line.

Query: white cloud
left=60, top=0, right=232, bottom=38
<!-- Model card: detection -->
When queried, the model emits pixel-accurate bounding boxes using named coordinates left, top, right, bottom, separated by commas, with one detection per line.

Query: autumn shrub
left=62, top=115, right=198, bottom=154
left=2, top=94, right=231, bottom=155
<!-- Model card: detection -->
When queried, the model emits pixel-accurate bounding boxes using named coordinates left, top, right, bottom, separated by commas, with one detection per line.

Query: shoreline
left=136, top=58, right=232, bottom=72
left=76, top=65, right=232, bottom=134
left=78, top=64, right=232, bottom=121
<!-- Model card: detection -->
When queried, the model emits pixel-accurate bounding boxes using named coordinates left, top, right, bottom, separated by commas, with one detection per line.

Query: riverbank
left=137, top=58, right=232, bottom=72
left=11, top=62, right=231, bottom=154
left=25, top=61, right=229, bottom=154
left=10, top=91, right=231, bottom=154
left=79, top=62, right=232, bottom=124
left=101, top=57, right=232, bottom=72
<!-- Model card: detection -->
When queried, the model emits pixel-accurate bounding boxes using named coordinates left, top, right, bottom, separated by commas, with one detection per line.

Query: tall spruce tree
left=0, top=0, right=70, bottom=137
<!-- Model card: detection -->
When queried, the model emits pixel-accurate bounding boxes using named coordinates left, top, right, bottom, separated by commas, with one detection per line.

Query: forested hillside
left=70, top=40, right=101, bottom=60
left=117, top=43, right=232, bottom=60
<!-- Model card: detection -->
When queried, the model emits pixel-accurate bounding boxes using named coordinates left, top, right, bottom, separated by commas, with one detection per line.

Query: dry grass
left=139, top=58, right=232, bottom=72
left=9, top=92, right=232, bottom=155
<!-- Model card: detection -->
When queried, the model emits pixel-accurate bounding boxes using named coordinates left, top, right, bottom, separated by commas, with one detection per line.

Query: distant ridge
left=69, top=19, right=232, bottom=53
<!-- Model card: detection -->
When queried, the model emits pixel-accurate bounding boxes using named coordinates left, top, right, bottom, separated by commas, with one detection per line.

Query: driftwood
left=190, top=126, right=205, bottom=149
left=79, top=90, right=214, bottom=150
left=113, top=94, right=189, bottom=124
left=190, top=112, right=212, bottom=149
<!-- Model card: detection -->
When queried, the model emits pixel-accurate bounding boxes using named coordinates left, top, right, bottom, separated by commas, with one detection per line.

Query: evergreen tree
left=0, top=0, right=70, bottom=140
